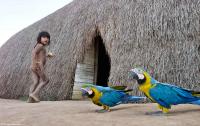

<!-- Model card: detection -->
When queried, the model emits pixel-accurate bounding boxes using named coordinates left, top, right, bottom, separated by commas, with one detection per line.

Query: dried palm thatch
left=0, top=0, right=200, bottom=100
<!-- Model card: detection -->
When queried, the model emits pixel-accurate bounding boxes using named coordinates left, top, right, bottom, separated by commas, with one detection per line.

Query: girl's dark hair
left=34, top=31, right=50, bottom=48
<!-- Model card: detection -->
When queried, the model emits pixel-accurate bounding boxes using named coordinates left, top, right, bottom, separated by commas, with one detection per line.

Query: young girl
left=28, top=31, right=53, bottom=103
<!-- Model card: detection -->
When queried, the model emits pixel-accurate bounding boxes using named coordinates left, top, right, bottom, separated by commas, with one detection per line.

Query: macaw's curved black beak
left=81, top=88, right=89, bottom=96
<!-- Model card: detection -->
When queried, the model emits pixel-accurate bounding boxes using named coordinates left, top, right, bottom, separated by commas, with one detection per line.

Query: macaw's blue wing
left=149, top=83, right=200, bottom=108
left=99, top=89, right=145, bottom=107
left=99, top=90, right=126, bottom=107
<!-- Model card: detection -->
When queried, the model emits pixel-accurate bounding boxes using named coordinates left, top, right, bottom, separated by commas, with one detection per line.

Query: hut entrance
left=72, top=34, right=110, bottom=99
left=94, top=36, right=110, bottom=87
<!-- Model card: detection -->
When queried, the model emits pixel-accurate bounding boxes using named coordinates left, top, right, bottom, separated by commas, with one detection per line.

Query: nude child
left=28, top=31, right=54, bottom=103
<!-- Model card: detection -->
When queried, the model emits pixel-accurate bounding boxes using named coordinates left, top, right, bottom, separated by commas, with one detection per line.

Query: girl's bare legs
left=30, top=71, right=40, bottom=93
left=30, top=68, right=49, bottom=102
left=27, top=71, right=39, bottom=103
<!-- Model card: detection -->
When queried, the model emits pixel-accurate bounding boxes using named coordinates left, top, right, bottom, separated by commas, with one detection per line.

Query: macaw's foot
left=96, top=106, right=111, bottom=113
left=145, top=111, right=165, bottom=116
left=95, top=109, right=110, bottom=113
left=157, top=104, right=169, bottom=114
left=29, top=94, right=40, bottom=103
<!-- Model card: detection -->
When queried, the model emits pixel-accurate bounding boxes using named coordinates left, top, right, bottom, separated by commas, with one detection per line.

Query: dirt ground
left=0, top=99, right=200, bottom=126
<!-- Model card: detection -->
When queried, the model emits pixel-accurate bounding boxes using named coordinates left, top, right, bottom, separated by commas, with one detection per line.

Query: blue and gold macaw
left=81, top=84, right=145, bottom=112
left=129, top=68, right=200, bottom=114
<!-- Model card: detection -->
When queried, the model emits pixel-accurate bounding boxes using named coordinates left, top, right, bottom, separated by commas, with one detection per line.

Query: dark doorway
left=94, top=36, right=110, bottom=87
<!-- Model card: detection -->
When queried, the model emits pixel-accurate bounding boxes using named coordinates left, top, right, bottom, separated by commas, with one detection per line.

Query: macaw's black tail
left=192, top=91, right=200, bottom=97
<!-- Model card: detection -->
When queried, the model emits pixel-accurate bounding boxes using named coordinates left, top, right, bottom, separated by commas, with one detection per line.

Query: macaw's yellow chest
left=90, top=88, right=103, bottom=106
left=139, top=82, right=156, bottom=102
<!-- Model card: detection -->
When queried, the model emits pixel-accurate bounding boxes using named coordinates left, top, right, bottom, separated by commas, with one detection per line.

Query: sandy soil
left=0, top=99, right=200, bottom=126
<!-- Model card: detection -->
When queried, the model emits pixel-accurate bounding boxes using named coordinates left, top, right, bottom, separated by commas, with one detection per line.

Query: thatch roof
left=1, top=0, right=200, bottom=100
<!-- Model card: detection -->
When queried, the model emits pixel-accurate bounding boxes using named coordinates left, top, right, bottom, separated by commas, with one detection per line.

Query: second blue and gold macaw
left=129, top=68, right=200, bottom=114
left=81, top=84, right=145, bottom=112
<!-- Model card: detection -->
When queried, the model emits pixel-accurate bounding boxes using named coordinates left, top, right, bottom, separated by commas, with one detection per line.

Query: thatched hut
left=0, top=0, right=200, bottom=100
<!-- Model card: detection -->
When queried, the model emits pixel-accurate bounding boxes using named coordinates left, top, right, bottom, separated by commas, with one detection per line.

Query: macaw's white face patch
left=88, top=90, right=93, bottom=95
left=138, top=74, right=145, bottom=80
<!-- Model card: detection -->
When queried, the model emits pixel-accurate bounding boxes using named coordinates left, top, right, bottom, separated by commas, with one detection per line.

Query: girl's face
left=41, top=37, right=49, bottom=45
